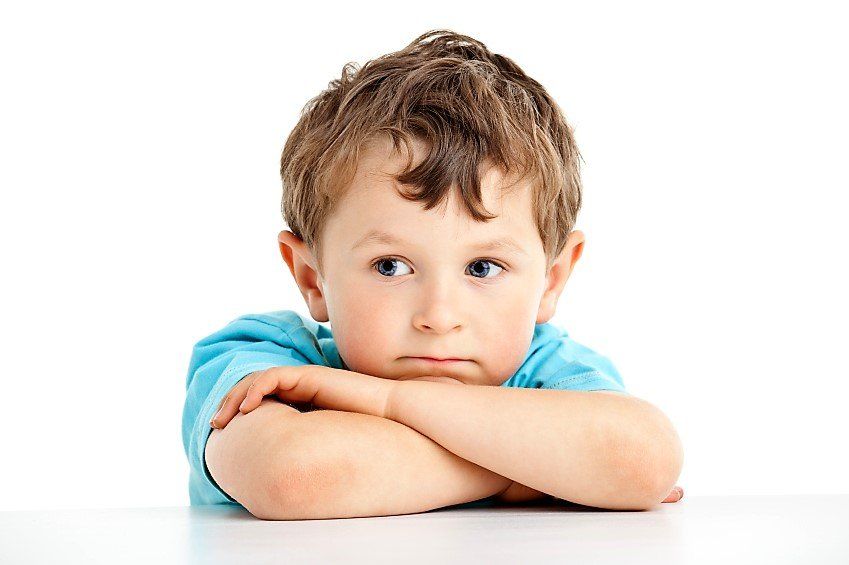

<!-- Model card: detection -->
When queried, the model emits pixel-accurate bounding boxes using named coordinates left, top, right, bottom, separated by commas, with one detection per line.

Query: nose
left=411, top=274, right=463, bottom=334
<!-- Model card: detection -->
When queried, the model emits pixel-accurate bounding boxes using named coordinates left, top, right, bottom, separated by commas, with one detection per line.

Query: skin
left=278, top=134, right=581, bottom=386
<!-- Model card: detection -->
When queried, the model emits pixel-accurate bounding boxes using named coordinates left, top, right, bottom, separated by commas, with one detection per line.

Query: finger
left=216, top=391, right=231, bottom=413
left=215, top=370, right=265, bottom=415
left=239, top=370, right=282, bottom=414
left=661, top=486, right=683, bottom=503
left=211, top=372, right=263, bottom=428
left=662, top=486, right=680, bottom=502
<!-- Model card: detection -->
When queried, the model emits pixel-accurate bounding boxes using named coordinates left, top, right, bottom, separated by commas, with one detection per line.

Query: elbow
left=607, top=403, right=685, bottom=510
left=248, top=458, right=321, bottom=521
left=633, top=440, right=684, bottom=510
left=250, top=456, right=344, bottom=521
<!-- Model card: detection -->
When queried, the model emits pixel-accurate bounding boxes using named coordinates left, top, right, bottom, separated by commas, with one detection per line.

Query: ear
left=278, top=230, right=329, bottom=322
left=536, top=230, right=585, bottom=325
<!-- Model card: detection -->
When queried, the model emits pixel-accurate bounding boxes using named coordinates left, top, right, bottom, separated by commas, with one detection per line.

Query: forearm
left=388, top=383, right=683, bottom=510
left=259, top=407, right=514, bottom=520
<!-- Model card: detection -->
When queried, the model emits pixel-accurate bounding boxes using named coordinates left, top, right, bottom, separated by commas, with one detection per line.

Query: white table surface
left=1, top=495, right=846, bottom=564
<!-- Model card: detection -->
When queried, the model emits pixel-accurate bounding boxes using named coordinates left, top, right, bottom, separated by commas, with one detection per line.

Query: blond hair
left=280, top=29, right=583, bottom=276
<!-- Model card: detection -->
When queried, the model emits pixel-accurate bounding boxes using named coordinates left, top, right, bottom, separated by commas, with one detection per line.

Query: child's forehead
left=322, top=134, right=542, bottom=251
left=328, top=176, right=541, bottom=256
left=342, top=171, right=532, bottom=228
left=347, top=224, right=534, bottom=260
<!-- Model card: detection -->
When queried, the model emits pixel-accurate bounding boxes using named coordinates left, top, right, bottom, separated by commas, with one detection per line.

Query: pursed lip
left=404, top=357, right=469, bottom=364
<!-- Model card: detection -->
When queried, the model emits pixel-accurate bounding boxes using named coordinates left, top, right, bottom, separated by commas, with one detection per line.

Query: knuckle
left=244, top=370, right=265, bottom=385
left=305, top=364, right=323, bottom=382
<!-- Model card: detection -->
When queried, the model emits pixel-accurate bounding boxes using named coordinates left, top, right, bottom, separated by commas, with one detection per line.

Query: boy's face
left=279, top=135, right=584, bottom=386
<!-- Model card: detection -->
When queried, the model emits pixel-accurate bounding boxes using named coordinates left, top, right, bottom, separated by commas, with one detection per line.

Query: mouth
left=404, top=357, right=469, bottom=365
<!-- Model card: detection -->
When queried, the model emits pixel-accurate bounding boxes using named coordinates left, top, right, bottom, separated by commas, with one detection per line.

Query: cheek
left=477, top=317, right=536, bottom=384
left=327, top=282, right=401, bottom=377
left=471, top=282, right=541, bottom=382
left=475, top=277, right=541, bottom=337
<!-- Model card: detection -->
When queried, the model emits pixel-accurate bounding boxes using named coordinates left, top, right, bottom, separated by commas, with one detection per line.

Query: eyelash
left=369, top=256, right=508, bottom=280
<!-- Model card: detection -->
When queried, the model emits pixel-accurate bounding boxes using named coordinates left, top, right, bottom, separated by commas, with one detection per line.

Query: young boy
left=182, top=30, right=684, bottom=520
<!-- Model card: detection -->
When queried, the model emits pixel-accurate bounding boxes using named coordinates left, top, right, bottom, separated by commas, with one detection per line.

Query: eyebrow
left=350, top=229, right=529, bottom=256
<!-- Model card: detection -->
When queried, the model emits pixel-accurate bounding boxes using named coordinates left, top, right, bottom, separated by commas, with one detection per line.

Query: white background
left=1, top=1, right=846, bottom=511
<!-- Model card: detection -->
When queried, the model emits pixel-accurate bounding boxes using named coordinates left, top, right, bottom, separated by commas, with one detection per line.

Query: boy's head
left=277, top=30, right=586, bottom=385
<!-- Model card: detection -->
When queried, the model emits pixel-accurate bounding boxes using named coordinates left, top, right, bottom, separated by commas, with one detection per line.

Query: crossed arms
left=205, top=377, right=683, bottom=520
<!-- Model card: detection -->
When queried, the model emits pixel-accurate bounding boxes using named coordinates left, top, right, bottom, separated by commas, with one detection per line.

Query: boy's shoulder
left=220, top=309, right=329, bottom=338
left=501, top=321, right=628, bottom=393
left=192, top=309, right=344, bottom=370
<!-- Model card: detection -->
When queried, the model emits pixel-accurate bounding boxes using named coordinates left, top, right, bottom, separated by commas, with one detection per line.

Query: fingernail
left=209, top=418, right=218, bottom=429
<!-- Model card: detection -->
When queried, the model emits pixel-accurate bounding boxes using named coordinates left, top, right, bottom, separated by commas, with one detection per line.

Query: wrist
left=384, top=377, right=406, bottom=421
left=324, top=366, right=402, bottom=420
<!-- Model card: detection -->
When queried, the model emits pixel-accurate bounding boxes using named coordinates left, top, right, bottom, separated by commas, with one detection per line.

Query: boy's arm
left=387, top=382, right=684, bottom=510
left=205, top=398, right=515, bottom=520
left=485, top=392, right=682, bottom=505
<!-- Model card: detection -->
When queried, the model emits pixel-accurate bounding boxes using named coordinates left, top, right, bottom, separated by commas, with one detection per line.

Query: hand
left=662, top=485, right=684, bottom=503
left=210, top=365, right=397, bottom=429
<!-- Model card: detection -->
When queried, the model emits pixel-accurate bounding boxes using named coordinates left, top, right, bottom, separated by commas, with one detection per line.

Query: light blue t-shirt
left=182, top=309, right=628, bottom=507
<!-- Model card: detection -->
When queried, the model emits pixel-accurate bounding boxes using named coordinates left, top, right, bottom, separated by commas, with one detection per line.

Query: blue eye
left=373, top=257, right=413, bottom=277
left=467, top=259, right=504, bottom=279
left=371, top=257, right=506, bottom=279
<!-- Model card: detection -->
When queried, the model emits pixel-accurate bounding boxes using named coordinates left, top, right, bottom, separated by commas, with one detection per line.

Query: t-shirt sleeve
left=181, top=313, right=320, bottom=506
left=502, top=323, right=629, bottom=394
